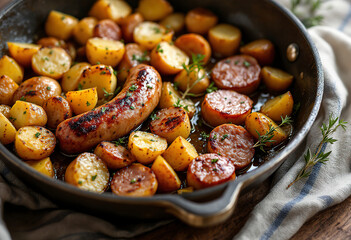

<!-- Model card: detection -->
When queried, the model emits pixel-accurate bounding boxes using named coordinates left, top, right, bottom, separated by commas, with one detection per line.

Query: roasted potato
left=86, top=38, right=125, bottom=67
left=12, top=76, right=62, bottom=106
left=26, top=157, right=54, bottom=178
left=65, top=152, right=110, bottom=193
left=61, top=62, right=91, bottom=92
left=0, top=55, right=24, bottom=84
left=245, top=112, right=288, bottom=147
left=31, top=47, right=72, bottom=79
left=185, top=8, right=218, bottom=35
left=0, top=112, right=16, bottom=145
left=174, top=68, right=210, bottom=94
left=15, top=126, right=56, bottom=160
left=240, top=39, right=275, bottom=66
left=0, top=105, right=11, bottom=119
left=261, top=91, right=294, bottom=122
left=162, top=136, right=198, bottom=171
left=137, top=0, right=173, bottom=21
left=151, top=155, right=181, bottom=193
left=133, top=21, right=173, bottom=50
left=65, top=88, right=98, bottom=115
left=261, top=66, right=294, bottom=92
left=150, top=107, right=191, bottom=143
left=150, top=41, right=189, bottom=75
left=73, top=17, right=98, bottom=45
left=7, top=42, right=41, bottom=67
left=94, top=141, right=136, bottom=170
left=120, top=13, right=144, bottom=43
left=0, top=75, right=18, bottom=105
left=45, top=11, right=78, bottom=40
left=208, top=24, right=241, bottom=57
left=160, top=13, right=185, bottom=33
left=43, top=96, right=73, bottom=129
left=128, top=131, right=168, bottom=165
left=89, top=0, right=132, bottom=23
left=9, top=101, right=47, bottom=129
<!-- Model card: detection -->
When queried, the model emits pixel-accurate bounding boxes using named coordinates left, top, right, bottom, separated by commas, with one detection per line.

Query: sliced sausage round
left=93, top=19, right=122, bottom=41
left=208, top=124, right=255, bottom=169
left=111, top=163, right=158, bottom=197
left=211, top=55, right=261, bottom=94
left=187, top=153, right=236, bottom=190
left=201, top=90, right=253, bottom=127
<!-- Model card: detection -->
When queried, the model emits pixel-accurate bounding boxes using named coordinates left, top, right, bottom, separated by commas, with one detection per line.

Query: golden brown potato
left=9, top=101, right=47, bottom=129
left=151, top=155, right=181, bottom=193
left=0, top=55, right=24, bottom=84
left=120, top=13, right=144, bottom=43
left=43, top=96, right=73, bottom=129
left=89, top=0, right=132, bottom=23
left=150, top=107, right=191, bottom=143
left=174, top=33, right=212, bottom=64
left=12, top=76, right=61, bottom=106
left=15, top=126, right=56, bottom=160
left=7, top=42, right=41, bottom=67
left=174, top=68, right=210, bottom=94
left=245, top=112, right=288, bottom=147
left=32, top=47, right=72, bottom=80
left=65, top=88, right=98, bottom=115
left=61, top=62, right=91, bottom=92
left=65, top=152, right=110, bottom=193
left=160, top=13, right=185, bottom=33
left=0, top=75, right=18, bottom=105
left=260, top=91, right=294, bottom=121
left=128, top=131, right=168, bottom=165
left=208, top=24, right=241, bottom=57
left=45, top=11, right=78, bottom=40
left=150, top=41, right=189, bottom=75
left=0, top=112, right=16, bottom=145
left=185, top=8, right=218, bottom=35
left=240, top=39, right=275, bottom=66
left=94, top=141, right=136, bottom=170
left=261, top=66, right=294, bottom=92
left=111, top=163, right=158, bottom=197
left=73, top=17, right=98, bottom=45
left=0, top=105, right=11, bottom=119
left=26, top=157, right=54, bottom=178
left=137, top=0, right=173, bottom=21
left=86, top=38, right=125, bottom=67
left=162, top=136, right=198, bottom=171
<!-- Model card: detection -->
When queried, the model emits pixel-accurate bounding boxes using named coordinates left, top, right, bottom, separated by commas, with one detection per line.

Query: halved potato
left=45, top=11, right=78, bottom=40
left=26, top=157, right=54, bottom=178
left=86, top=38, right=125, bottom=67
left=15, top=126, right=56, bottom=160
left=65, top=88, right=98, bottom=115
left=137, top=0, right=173, bottom=21
left=32, top=47, right=72, bottom=80
left=262, top=66, right=294, bottom=92
left=89, top=0, right=132, bottom=23
left=162, top=136, right=198, bottom=171
left=260, top=91, right=294, bottom=121
left=65, top=152, right=110, bottom=193
left=0, top=75, right=18, bottom=105
left=133, top=21, right=174, bottom=50
left=73, top=17, right=98, bottom=45
left=160, top=13, right=185, bottom=33
left=0, top=55, right=24, bottom=84
left=150, top=41, right=189, bottom=75
left=208, top=24, right=241, bottom=57
left=185, top=8, right=218, bottom=35
left=240, top=39, right=275, bottom=66
left=61, top=62, right=91, bottom=92
left=0, top=112, right=16, bottom=145
left=151, top=155, right=181, bottom=193
left=43, top=96, right=73, bottom=129
left=9, top=101, right=47, bottom=129
left=128, top=131, right=168, bottom=165
left=174, top=68, right=210, bottom=94
left=0, top=105, right=11, bottom=119
left=7, top=42, right=41, bottom=67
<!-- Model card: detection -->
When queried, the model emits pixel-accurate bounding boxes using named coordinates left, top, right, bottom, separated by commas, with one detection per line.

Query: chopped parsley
left=221, top=134, right=229, bottom=141
left=132, top=51, right=150, bottom=63
left=173, top=99, right=183, bottom=108
left=9, top=116, right=16, bottom=122
left=243, top=61, right=251, bottom=67
left=91, top=175, right=97, bottom=181
left=206, top=82, right=218, bottom=93
left=20, top=96, right=26, bottom=101
left=126, top=92, right=132, bottom=97
left=129, top=84, right=138, bottom=92
left=78, top=180, right=82, bottom=185
left=213, top=168, right=218, bottom=172
left=86, top=101, right=91, bottom=106
left=34, top=132, right=41, bottom=138
left=150, top=112, right=160, bottom=120
left=130, top=105, right=135, bottom=110
left=130, top=178, right=136, bottom=184
left=147, top=85, right=153, bottom=89
left=200, top=131, right=209, bottom=141
left=113, top=136, right=128, bottom=146
left=152, top=27, right=161, bottom=33
left=156, top=44, right=163, bottom=53
left=103, top=88, right=113, bottom=98
left=77, top=83, right=83, bottom=91
left=211, top=159, right=218, bottom=164
left=101, top=107, right=108, bottom=113
left=46, top=86, right=51, bottom=91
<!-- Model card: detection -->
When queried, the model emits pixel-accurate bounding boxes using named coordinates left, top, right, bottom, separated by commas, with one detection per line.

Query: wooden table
left=134, top=178, right=351, bottom=240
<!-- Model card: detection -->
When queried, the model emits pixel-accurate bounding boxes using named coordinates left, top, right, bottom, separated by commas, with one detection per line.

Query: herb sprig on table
left=290, top=0, right=324, bottom=27
left=287, top=115, right=347, bottom=189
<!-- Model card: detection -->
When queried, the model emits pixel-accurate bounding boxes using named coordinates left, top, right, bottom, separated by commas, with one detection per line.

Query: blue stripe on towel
left=339, top=4, right=351, bottom=31
left=318, top=195, right=333, bottom=208
left=259, top=143, right=327, bottom=240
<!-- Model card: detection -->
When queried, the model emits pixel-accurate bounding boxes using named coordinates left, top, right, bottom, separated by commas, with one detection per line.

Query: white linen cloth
left=235, top=0, right=351, bottom=239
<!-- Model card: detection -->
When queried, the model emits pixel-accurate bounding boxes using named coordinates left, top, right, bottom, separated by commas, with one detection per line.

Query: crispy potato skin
left=240, top=39, right=275, bottom=66
left=12, top=76, right=61, bottom=107
left=111, top=163, right=158, bottom=197
left=185, top=8, right=218, bottom=35
left=0, top=75, right=18, bottom=105
left=208, top=24, right=241, bottom=57
left=45, top=11, right=78, bottom=40
left=73, top=17, right=98, bottom=45
left=65, top=88, right=98, bottom=115
left=0, top=112, right=16, bottom=145
left=137, top=0, right=173, bottom=21
left=7, top=42, right=41, bottom=67
left=26, top=157, right=54, bottom=178
left=56, top=64, right=162, bottom=154
left=61, top=62, right=91, bottom=92
left=0, top=55, right=24, bottom=84
left=261, top=66, right=294, bottom=92
left=88, top=0, right=132, bottom=24
left=43, top=96, right=73, bottom=129
left=9, top=101, right=47, bottom=129
left=260, top=91, right=294, bottom=121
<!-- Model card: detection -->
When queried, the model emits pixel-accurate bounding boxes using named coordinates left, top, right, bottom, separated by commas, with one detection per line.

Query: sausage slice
left=93, top=19, right=122, bottom=41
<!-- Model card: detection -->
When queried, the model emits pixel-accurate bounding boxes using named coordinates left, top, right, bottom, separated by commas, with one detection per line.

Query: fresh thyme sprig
left=287, top=115, right=347, bottom=189
left=181, top=54, right=206, bottom=99
left=290, top=0, right=324, bottom=28
left=253, top=116, right=293, bottom=152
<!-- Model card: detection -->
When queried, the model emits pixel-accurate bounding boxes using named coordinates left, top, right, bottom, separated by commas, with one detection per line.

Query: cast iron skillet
left=0, top=0, right=323, bottom=227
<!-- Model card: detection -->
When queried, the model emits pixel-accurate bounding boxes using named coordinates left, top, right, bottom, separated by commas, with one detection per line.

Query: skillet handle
left=165, top=180, right=244, bottom=227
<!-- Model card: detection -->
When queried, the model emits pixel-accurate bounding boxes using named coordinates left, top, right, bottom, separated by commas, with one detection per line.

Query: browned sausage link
left=56, top=64, right=162, bottom=154
left=93, top=19, right=122, bottom=41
